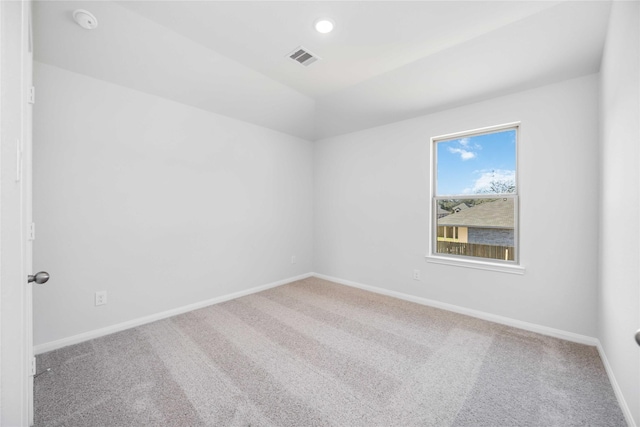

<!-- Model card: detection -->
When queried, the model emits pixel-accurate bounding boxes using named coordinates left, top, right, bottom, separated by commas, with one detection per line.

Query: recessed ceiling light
left=314, top=18, right=335, bottom=34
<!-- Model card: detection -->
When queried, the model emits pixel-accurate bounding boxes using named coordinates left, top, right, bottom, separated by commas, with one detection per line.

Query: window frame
left=426, top=122, right=524, bottom=274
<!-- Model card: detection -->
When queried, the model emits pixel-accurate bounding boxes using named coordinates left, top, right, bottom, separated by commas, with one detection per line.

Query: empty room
left=1, top=0, right=639, bottom=426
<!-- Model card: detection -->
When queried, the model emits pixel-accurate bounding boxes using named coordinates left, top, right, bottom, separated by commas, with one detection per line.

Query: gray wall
left=598, top=2, right=640, bottom=425
left=32, top=63, right=314, bottom=346
left=314, top=74, right=600, bottom=337
left=467, top=228, right=513, bottom=246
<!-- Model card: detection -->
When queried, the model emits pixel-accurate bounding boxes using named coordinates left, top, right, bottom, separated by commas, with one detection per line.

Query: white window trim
left=426, top=122, right=524, bottom=274
left=425, top=255, right=525, bottom=275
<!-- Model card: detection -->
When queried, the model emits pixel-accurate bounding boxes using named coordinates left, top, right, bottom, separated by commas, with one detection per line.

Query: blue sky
left=436, top=129, right=516, bottom=195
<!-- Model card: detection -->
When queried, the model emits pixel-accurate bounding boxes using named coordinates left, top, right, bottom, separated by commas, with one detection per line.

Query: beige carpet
left=35, top=277, right=626, bottom=426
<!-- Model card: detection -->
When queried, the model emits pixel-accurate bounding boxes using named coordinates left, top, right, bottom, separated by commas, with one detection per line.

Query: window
left=429, top=123, right=520, bottom=269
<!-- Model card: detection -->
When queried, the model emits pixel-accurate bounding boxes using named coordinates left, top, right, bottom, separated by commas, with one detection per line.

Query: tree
left=477, top=179, right=515, bottom=194
left=438, top=178, right=514, bottom=212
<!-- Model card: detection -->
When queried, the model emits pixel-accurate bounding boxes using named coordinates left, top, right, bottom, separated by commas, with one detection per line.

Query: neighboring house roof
left=437, top=206, right=450, bottom=216
left=451, top=203, right=469, bottom=213
left=438, top=198, right=514, bottom=228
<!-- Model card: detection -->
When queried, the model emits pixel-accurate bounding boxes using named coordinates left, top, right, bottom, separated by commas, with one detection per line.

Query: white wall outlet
left=95, top=291, right=107, bottom=306
left=413, top=269, right=421, bottom=281
left=291, top=255, right=296, bottom=264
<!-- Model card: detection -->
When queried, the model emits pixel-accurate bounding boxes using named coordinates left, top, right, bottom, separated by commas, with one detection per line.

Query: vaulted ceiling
left=33, top=1, right=611, bottom=140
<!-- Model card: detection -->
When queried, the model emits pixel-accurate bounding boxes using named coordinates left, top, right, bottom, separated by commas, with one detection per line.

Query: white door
left=1, top=1, right=36, bottom=425
left=24, top=2, right=36, bottom=424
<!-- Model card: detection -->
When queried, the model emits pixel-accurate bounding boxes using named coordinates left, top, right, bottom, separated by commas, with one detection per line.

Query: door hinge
left=28, top=222, right=35, bottom=241
left=28, top=86, right=35, bottom=104
left=30, top=357, right=36, bottom=376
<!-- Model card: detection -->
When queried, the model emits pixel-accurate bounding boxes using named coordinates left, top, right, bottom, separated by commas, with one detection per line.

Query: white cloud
left=464, top=169, right=515, bottom=194
left=447, top=137, right=481, bottom=160
left=448, top=147, right=476, bottom=160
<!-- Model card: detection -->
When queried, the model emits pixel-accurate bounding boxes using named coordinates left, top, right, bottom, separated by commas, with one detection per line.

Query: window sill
left=425, top=255, right=525, bottom=275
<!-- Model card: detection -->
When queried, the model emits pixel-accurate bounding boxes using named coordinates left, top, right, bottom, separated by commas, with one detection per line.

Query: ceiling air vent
left=287, top=46, right=321, bottom=67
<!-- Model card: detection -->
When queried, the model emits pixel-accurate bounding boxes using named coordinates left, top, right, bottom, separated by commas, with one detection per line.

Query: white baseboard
left=596, top=341, right=637, bottom=427
left=34, top=272, right=313, bottom=355
left=312, top=273, right=598, bottom=346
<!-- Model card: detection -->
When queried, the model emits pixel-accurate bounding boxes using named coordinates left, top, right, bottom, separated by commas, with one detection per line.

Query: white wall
left=599, top=1, right=640, bottom=425
left=314, top=74, right=600, bottom=337
left=32, top=63, right=314, bottom=347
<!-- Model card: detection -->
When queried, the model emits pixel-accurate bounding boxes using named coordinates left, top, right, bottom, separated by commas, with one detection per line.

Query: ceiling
left=33, top=1, right=612, bottom=140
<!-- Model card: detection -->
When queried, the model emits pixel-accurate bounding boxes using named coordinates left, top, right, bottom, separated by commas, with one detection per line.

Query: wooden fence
left=436, top=241, right=515, bottom=261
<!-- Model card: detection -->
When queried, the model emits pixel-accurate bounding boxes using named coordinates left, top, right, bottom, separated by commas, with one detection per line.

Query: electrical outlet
left=291, top=255, right=296, bottom=264
left=413, top=270, right=421, bottom=281
left=95, top=291, right=107, bottom=306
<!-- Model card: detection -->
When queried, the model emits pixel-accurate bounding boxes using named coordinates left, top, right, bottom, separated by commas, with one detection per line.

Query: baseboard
left=34, top=272, right=313, bottom=355
left=312, top=272, right=598, bottom=346
left=596, top=341, right=638, bottom=427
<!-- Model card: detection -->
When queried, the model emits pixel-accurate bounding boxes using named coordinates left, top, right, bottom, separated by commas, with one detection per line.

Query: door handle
left=636, top=329, right=640, bottom=347
left=28, top=271, right=49, bottom=284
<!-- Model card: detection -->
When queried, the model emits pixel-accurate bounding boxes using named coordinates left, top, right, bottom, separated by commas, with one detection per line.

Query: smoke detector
left=287, top=46, right=321, bottom=67
left=73, top=9, right=98, bottom=30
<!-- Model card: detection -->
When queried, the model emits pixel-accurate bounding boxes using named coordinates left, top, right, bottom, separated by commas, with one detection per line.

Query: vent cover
left=287, top=46, right=321, bottom=67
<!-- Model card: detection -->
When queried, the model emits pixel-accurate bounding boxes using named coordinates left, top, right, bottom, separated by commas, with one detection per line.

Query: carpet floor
left=35, top=277, right=626, bottom=426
